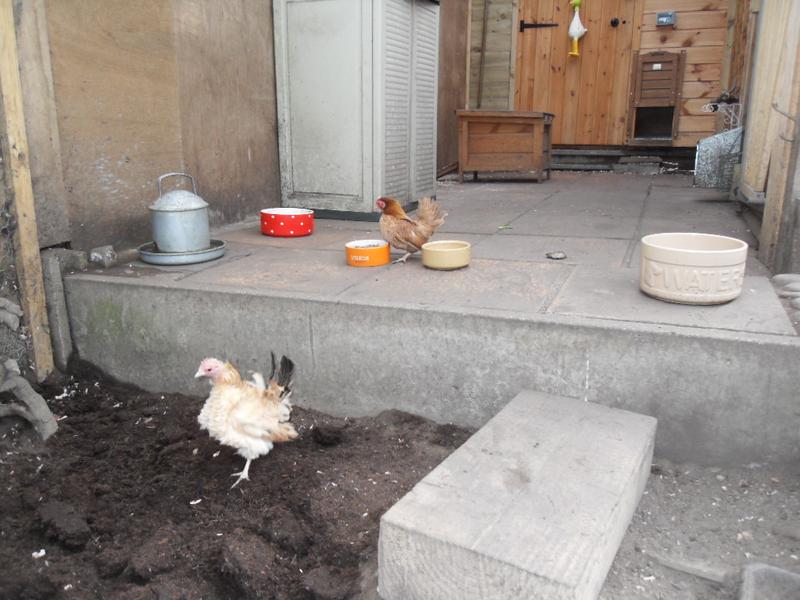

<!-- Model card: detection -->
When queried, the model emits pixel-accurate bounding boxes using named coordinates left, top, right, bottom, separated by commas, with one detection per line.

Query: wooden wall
left=43, top=0, right=281, bottom=251
left=469, top=0, right=516, bottom=109
left=638, top=0, right=729, bottom=147
left=14, top=0, right=71, bottom=249
left=739, top=1, right=800, bottom=270
left=479, top=0, right=731, bottom=147
left=726, top=0, right=754, bottom=104
left=173, top=0, right=280, bottom=228
left=46, top=0, right=184, bottom=250
left=437, top=0, right=470, bottom=174
left=515, top=0, right=642, bottom=146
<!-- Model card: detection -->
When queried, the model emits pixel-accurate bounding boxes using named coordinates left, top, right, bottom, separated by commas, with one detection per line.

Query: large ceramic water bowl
left=640, top=232, right=748, bottom=305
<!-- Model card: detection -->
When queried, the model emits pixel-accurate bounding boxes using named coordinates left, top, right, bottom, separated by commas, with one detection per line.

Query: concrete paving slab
left=436, top=204, right=537, bottom=234
left=648, top=186, right=729, bottom=201
left=644, top=195, right=746, bottom=218
left=650, top=173, right=694, bottom=188
left=181, top=247, right=367, bottom=298
left=379, top=391, right=657, bottom=600
left=338, top=257, right=573, bottom=314
left=218, top=222, right=383, bottom=251
left=548, top=267, right=795, bottom=335
left=509, top=210, right=641, bottom=239
left=535, top=191, right=647, bottom=216
left=472, top=234, right=630, bottom=267
left=638, top=216, right=755, bottom=243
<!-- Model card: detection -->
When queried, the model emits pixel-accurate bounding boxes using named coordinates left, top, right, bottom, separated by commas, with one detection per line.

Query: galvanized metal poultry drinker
left=138, top=172, right=226, bottom=265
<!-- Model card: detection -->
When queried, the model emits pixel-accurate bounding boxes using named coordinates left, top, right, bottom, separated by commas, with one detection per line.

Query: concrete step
left=379, top=391, right=657, bottom=600
left=63, top=240, right=800, bottom=464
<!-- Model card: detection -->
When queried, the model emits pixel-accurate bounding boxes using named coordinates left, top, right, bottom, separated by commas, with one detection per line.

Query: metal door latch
left=519, top=19, right=558, bottom=32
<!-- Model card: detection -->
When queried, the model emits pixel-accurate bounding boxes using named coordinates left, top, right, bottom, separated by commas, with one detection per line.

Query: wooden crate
left=456, top=110, right=554, bottom=182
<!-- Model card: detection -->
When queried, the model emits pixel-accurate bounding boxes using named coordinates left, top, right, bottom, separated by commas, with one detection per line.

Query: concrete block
left=740, top=564, right=800, bottom=600
left=46, top=248, right=88, bottom=273
left=63, top=273, right=800, bottom=464
left=379, top=391, right=657, bottom=600
left=41, top=251, right=73, bottom=371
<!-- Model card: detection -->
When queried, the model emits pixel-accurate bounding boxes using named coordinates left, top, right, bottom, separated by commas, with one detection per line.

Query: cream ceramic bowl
left=421, top=240, right=471, bottom=270
left=640, top=232, right=748, bottom=304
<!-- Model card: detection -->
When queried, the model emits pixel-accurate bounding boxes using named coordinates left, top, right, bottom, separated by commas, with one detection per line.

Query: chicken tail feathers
left=265, top=352, right=294, bottom=401
left=417, top=197, right=447, bottom=230
left=275, top=355, right=294, bottom=391
left=272, top=422, right=299, bottom=442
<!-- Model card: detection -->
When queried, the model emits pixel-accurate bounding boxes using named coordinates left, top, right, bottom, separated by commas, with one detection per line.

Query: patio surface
left=205, top=171, right=793, bottom=337
left=64, top=171, right=800, bottom=464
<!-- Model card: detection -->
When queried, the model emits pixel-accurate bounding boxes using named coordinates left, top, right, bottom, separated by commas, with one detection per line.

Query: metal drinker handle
left=157, top=172, right=197, bottom=197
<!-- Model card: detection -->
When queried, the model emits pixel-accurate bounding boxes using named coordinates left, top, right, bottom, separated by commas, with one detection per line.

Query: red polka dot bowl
left=260, top=208, right=314, bottom=237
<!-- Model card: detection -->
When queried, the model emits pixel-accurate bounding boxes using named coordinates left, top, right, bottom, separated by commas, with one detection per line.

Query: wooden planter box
left=457, top=110, right=554, bottom=182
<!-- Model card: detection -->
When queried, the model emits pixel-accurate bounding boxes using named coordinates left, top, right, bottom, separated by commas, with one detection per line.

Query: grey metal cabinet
left=273, top=0, right=439, bottom=215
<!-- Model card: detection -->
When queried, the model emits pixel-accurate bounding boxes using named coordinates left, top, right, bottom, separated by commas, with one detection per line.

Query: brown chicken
left=195, top=353, right=297, bottom=488
left=376, top=196, right=447, bottom=263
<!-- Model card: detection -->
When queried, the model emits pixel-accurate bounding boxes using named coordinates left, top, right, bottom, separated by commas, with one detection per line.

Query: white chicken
left=195, top=353, right=297, bottom=488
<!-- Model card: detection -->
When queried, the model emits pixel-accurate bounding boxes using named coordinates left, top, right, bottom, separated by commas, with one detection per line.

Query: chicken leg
left=230, top=458, right=252, bottom=488
left=392, top=252, right=412, bottom=264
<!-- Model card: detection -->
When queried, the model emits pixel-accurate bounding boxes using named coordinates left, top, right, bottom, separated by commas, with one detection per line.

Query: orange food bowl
left=260, top=208, right=314, bottom=237
left=345, top=240, right=390, bottom=267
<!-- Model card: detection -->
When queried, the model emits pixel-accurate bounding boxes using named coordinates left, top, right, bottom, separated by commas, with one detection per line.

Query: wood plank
left=530, top=0, right=555, bottom=112
left=681, top=45, right=725, bottom=65
left=0, top=0, right=53, bottom=380
left=673, top=131, right=708, bottom=146
left=741, top=0, right=794, bottom=191
left=46, top=0, right=183, bottom=249
left=513, top=0, right=539, bottom=111
left=755, top=0, right=800, bottom=268
left=464, top=152, right=536, bottom=171
left=643, top=0, right=727, bottom=12
left=591, top=0, right=620, bottom=144
left=610, top=0, right=642, bottom=144
left=681, top=80, right=722, bottom=99
left=641, top=79, right=675, bottom=90
left=681, top=97, right=717, bottom=115
left=560, top=1, right=584, bottom=143
left=641, top=10, right=727, bottom=30
left=575, top=0, right=603, bottom=144
left=676, top=114, right=717, bottom=132
left=13, top=0, right=71, bottom=248
left=642, top=70, right=676, bottom=81
left=683, top=63, right=722, bottom=82
left=727, top=0, right=754, bottom=101
left=438, top=0, right=470, bottom=172
left=468, top=132, right=535, bottom=153
left=546, top=0, right=570, bottom=142
left=468, top=122, right=534, bottom=134
left=640, top=88, right=675, bottom=99
left=471, top=0, right=515, bottom=109
left=640, top=28, right=727, bottom=48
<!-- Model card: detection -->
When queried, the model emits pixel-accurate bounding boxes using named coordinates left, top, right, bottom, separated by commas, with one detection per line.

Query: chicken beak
left=194, top=368, right=205, bottom=379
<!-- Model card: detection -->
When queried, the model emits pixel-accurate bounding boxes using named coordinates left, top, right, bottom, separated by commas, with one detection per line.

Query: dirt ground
left=1, top=365, right=799, bottom=599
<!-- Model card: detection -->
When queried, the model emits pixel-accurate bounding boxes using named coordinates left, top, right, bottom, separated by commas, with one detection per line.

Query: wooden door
left=514, top=0, right=643, bottom=145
